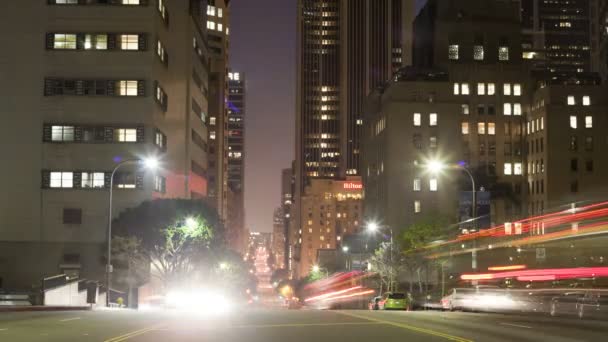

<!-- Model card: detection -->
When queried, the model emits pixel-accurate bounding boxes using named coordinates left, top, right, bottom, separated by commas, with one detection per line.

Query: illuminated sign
left=342, top=182, right=363, bottom=190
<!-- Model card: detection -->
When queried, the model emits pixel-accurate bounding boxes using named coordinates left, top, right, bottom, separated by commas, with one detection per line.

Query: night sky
left=230, top=0, right=426, bottom=232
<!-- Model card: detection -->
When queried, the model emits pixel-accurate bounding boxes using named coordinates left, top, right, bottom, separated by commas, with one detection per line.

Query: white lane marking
left=60, top=317, right=81, bottom=322
left=0, top=328, right=8, bottom=331
left=500, top=323, right=532, bottom=329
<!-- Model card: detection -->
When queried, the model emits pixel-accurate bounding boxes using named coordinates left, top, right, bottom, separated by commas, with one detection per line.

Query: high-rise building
left=520, top=0, right=592, bottom=75
left=297, top=177, right=363, bottom=276
left=225, top=71, right=246, bottom=252
left=0, top=0, right=211, bottom=288
left=294, top=0, right=415, bottom=278
left=591, top=0, right=608, bottom=81
left=206, top=0, right=231, bottom=224
left=281, top=167, right=296, bottom=276
left=272, top=207, right=286, bottom=270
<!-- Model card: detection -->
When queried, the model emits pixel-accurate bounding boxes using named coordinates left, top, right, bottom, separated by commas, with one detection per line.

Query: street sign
left=536, top=248, right=546, bottom=261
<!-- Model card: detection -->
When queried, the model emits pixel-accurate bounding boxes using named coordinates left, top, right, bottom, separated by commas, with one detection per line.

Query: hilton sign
left=342, top=182, right=363, bottom=190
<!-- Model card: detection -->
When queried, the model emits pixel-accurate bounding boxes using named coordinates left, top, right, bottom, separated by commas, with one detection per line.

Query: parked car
left=574, top=291, right=608, bottom=319
left=441, top=288, right=476, bottom=311
left=369, top=296, right=382, bottom=310
left=379, top=292, right=409, bottom=311
left=549, top=291, right=586, bottom=317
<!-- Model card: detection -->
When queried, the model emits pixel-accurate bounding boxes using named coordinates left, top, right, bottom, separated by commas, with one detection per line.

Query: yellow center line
left=233, top=321, right=384, bottom=329
left=336, top=311, right=474, bottom=342
left=104, top=324, right=165, bottom=342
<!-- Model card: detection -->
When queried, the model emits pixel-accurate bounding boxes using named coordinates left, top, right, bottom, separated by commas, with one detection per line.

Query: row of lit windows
left=43, top=171, right=158, bottom=190
left=462, top=122, right=496, bottom=135
left=51, top=0, right=143, bottom=5
left=413, top=178, right=438, bottom=192
left=413, top=113, right=438, bottom=127
left=207, top=5, right=224, bottom=18
left=567, top=95, right=591, bottom=106
left=454, top=83, right=522, bottom=96
left=569, top=115, right=593, bottom=129
left=47, top=125, right=142, bottom=143
left=449, top=44, right=510, bottom=61
left=49, top=33, right=144, bottom=51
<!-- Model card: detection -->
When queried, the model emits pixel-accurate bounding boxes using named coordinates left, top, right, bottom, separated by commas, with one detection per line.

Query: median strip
left=336, top=311, right=473, bottom=342
left=59, top=317, right=81, bottom=322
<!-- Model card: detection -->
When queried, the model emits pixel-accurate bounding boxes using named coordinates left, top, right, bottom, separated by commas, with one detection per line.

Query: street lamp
left=312, top=264, right=320, bottom=273
left=366, top=221, right=394, bottom=292
left=106, top=156, right=158, bottom=306
left=424, top=159, right=478, bottom=271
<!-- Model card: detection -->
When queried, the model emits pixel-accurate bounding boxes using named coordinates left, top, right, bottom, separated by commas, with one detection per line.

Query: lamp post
left=424, top=160, right=477, bottom=272
left=342, top=246, right=350, bottom=271
left=367, top=222, right=394, bottom=292
left=106, top=157, right=158, bottom=307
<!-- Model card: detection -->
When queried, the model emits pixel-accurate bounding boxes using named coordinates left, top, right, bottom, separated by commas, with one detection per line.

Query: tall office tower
left=272, top=207, right=286, bottom=270
left=591, top=0, right=608, bottom=81
left=206, top=0, right=231, bottom=224
left=520, top=0, right=592, bottom=75
left=281, top=167, right=296, bottom=276
left=0, top=0, right=211, bottom=288
left=225, top=71, right=246, bottom=252
left=294, top=0, right=415, bottom=277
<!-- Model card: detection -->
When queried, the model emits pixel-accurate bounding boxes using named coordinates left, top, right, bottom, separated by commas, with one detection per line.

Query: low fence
left=42, top=275, right=98, bottom=307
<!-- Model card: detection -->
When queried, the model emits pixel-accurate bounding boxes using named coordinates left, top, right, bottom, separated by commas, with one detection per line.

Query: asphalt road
left=1, top=308, right=608, bottom=342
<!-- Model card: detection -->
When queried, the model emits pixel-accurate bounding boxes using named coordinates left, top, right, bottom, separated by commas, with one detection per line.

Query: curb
left=0, top=306, right=92, bottom=312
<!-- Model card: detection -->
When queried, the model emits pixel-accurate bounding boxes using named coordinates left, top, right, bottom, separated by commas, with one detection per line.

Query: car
left=379, top=292, right=409, bottom=311
left=369, top=296, right=382, bottom=310
left=441, top=288, right=476, bottom=311
left=574, top=291, right=608, bottom=319
left=549, top=291, right=586, bottom=317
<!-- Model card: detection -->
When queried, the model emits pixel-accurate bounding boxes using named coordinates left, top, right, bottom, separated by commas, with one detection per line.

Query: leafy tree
left=398, top=215, right=450, bottom=294
left=112, top=199, right=223, bottom=290
left=369, top=242, right=402, bottom=293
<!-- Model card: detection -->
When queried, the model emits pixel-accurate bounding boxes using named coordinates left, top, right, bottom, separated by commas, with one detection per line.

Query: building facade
left=297, top=177, right=363, bottom=276
left=0, top=0, right=212, bottom=288
left=272, top=207, right=286, bottom=270
left=206, top=0, right=231, bottom=224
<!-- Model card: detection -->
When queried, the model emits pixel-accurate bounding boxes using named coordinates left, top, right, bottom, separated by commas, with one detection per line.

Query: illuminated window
left=454, top=83, right=460, bottom=95
left=513, top=103, right=522, bottom=116
left=210, top=131, right=216, bottom=140
left=461, top=104, right=469, bottom=115
left=119, top=34, right=139, bottom=50
left=429, top=113, right=438, bottom=126
left=413, top=179, right=421, bottom=191
left=51, top=126, right=74, bottom=142
left=53, top=34, right=77, bottom=49
left=477, top=83, right=485, bottom=95
left=207, top=5, right=216, bottom=16
left=413, top=113, right=421, bottom=126
left=115, top=128, right=137, bottom=142
left=503, top=103, right=512, bottom=116
left=499, top=46, right=509, bottom=61
left=118, top=80, right=138, bottom=96
left=514, top=163, right=522, bottom=175
left=514, top=84, right=522, bottom=96
left=585, top=116, right=593, bottom=128
left=473, top=45, right=484, bottom=60
left=583, top=96, right=591, bottom=106
left=122, top=0, right=140, bottom=4
left=414, top=200, right=421, bottom=213
left=567, top=96, right=576, bottom=105
left=207, top=21, right=216, bottom=30
left=82, top=172, right=105, bottom=188
left=429, top=179, right=438, bottom=191
left=448, top=45, right=459, bottom=60
left=488, top=122, right=496, bottom=135
left=461, top=83, right=470, bottom=95
left=478, top=122, right=486, bottom=134
left=504, top=163, right=512, bottom=175
left=461, top=122, right=469, bottom=135
left=210, top=117, right=216, bottom=125
left=487, top=83, right=495, bottom=95
left=570, top=116, right=577, bottom=129
left=84, top=34, right=107, bottom=50
left=50, top=172, right=73, bottom=188
left=218, top=8, right=223, bottom=18
left=217, top=23, right=223, bottom=32
left=503, top=83, right=511, bottom=96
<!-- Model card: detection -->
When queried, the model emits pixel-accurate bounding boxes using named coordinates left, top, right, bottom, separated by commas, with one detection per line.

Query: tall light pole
left=106, top=157, right=158, bottom=307
left=367, top=222, right=394, bottom=292
left=424, top=160, right=477, bottom=272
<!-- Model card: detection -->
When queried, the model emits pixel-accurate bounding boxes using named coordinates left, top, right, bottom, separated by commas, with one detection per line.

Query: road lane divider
left=104, top=324, right=165, bottom=342
left=59, top=317, right=81, bottom=322
left=233, top=321, right=384, bottom=329
left=336, top=311, right=473, bottom=342
left=500, top=323, right=532, bottom=329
